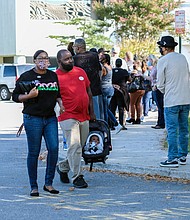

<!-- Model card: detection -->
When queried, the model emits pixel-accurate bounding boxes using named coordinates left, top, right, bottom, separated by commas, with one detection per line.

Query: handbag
left=19, top=81, right=36, bottom=94
left=127, top=81, right=138, bottom=93
left=143, top=79, right=152, bottom=92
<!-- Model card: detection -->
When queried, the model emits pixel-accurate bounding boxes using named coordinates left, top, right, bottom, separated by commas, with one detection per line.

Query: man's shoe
left=126, top=118, right=135, bottom=123
left=160, top=159, right=179, bottom=168
left=73, top=175, right=88, bottom=188
left=57, top=166, right=70, bottom=183
left=151, top=125, right=165, bottom=129
left=179, top=156, right=186, bottom=165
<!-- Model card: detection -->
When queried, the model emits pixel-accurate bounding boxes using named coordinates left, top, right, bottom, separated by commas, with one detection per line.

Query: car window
left=17, top=65, right=35, bottom=76
left=3, top=66, right=16, bottom=77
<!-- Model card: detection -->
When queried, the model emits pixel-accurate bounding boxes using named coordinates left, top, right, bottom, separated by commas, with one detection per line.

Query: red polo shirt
left=56, top=66, right=90, bottom=122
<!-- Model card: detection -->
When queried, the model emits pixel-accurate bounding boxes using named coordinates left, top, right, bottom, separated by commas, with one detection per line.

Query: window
left=3, top=66, right=16, bottom=77
left=17, top=65, right=34, bottom=76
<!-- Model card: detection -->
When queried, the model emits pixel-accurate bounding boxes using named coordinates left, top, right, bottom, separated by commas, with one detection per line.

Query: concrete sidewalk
left=2, top=101, right=190, bottom=181
left=84, top=111, right=190, bottom=181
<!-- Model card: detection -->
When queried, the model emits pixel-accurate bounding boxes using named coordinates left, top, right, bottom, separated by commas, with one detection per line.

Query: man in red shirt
left=56, top=49, right=95, bottom=188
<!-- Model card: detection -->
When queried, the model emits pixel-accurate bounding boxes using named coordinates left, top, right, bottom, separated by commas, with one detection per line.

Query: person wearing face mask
left=157, top=36, right=190, bottom=168
left=56, top=49, right=96, bottom=188
left=12, top=50, right=64, bottom=197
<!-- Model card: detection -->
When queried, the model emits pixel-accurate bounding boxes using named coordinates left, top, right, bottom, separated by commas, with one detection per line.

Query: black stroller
left=82, top=119, right=112, bottom=171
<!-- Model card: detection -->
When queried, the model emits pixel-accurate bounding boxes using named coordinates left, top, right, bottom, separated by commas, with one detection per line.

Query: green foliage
left=94, top=0, right=182, bottom=57
left=49, top=18, right=112, bottom=49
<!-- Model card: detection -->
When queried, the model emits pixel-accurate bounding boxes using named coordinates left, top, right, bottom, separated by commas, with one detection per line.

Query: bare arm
left=56, top=98, right=65, bottom=115
left=18, top=87, right=38, bottom=102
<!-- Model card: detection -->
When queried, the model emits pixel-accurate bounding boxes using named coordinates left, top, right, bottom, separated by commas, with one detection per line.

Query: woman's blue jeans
left=142, top=91, right=152, bottom=116
left=164, top=105, right=190, bottom=161
left=92, top=95, right=104, bottom=120
left=23, top=114, right=59, bottom=190
left=102, top=87, right=114, bottom=123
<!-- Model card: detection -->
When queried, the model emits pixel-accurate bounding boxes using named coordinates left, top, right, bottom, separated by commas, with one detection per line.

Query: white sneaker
left=115, top=124, right=123, bottom=134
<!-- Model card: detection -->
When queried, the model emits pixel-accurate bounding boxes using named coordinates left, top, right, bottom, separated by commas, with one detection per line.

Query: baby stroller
left=82, top=119, right=112, bottom=171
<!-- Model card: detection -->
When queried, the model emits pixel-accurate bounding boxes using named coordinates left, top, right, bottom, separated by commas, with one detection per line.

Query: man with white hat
left=157, top=36, right=190, bottom=168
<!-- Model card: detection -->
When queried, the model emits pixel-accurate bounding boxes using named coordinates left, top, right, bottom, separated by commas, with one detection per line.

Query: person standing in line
left=12, top=50, right=64, bottom=196
left=99, top=53, right=114, bottom=123
left=149, top=54, right=165, bottom=129
left=125, top=51, right=134, bottom=73
left=67, top=42, right=75, bottom=56
left=56, top=49, right=96, bottom=188
left=126, top=62, right=145, bottom=124
left=157, top=36, right=190, bottom=168
left=73, top=38, right=104, bottom=120
left=141, top=60, right=152, bottom=117
left=111, top=58, right=130, bottom=130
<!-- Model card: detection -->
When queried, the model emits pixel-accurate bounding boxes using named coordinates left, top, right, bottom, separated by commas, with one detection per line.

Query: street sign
left=175, top=10, right=185, bottom=34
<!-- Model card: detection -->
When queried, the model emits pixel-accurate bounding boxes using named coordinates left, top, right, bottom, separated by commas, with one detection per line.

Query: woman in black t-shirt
left=12, top=50, right=64, bottom=197
left=110, top=59, right=130, bottom=129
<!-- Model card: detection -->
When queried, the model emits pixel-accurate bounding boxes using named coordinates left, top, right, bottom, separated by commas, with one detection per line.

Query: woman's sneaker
left=115, top=124, right=123, bottom=134
left=179, top=156, right=186, bottom=165
left=160, top=159, right=179, bottom=168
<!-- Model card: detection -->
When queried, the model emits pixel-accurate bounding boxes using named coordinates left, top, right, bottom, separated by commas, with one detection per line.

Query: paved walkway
left=82, top=111, right=190, bottom=181
left=1, top=101, right=190, bottom=181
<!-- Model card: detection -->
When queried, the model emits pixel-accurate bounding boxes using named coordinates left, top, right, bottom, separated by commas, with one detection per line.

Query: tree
left=94, top=0, right=182, bottom=57
left=49, top=18, right=112, bottom=49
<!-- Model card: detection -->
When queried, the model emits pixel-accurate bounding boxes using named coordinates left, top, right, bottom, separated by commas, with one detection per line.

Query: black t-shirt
left=12, top=69, right=61, bottom=117
left=73, top=51, right=102, bottom=96
left=112, top=67, right=130, bottom=87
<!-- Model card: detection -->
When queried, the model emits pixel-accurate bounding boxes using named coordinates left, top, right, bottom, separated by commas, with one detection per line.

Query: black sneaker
left=57, top=166, right=70, bottom=183
left=160, top=159, right=179, bottom=168
left=179, top=156, right=186, bottom=165
left=73, top=175, right=88, bottom=188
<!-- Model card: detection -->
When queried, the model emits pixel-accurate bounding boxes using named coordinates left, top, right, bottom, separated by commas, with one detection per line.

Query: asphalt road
left=1, top=101, right=190, bottom=220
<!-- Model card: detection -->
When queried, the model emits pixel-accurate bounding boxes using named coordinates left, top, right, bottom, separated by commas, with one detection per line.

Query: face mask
left=60, top=62, right=73, bottom=71
left=147, top=60, right=152, bottom=67
left=159, top=47, right=164, bottom=55
left=38, top=60, right=50, bottom=70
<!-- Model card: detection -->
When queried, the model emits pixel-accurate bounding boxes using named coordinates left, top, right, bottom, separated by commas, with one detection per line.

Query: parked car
left=0, top=64, right=35, bottom=100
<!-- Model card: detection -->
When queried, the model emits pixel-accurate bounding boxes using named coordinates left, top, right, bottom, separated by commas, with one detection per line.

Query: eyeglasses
left=36, top=57, right=49, bottom=61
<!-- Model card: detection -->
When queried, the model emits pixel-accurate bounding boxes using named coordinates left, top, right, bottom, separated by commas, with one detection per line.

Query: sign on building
left=175, top=10, right=185, bottom=34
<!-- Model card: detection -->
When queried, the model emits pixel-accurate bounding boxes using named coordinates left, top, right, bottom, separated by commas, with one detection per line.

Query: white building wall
left=0, top=0, right=189, bottom=63
left=0, top=0, right=81, bottom=63
left=0, top=0, right=16, bottom=55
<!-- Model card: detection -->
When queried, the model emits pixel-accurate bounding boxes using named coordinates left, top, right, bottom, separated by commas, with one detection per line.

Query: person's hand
left=28, top=87, right=38, bottom=98
left=59, top=105, right=65, bottom=115
left=90, top=112, right=96, bottom=121
left=152, top=85, right=157, bottom=91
